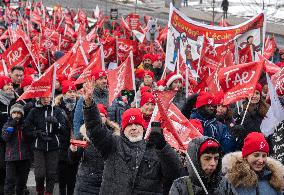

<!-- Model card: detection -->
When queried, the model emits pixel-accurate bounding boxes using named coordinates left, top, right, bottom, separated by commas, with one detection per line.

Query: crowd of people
left=0, top=1, right=283, bottom=195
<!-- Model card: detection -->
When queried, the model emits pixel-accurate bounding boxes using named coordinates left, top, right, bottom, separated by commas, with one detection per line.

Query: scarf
left=0, top=90, right=15, bottom=106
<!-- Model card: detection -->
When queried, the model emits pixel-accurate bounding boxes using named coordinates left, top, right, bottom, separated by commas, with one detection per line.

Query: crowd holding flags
left=0, top=1, right=283, bottom=194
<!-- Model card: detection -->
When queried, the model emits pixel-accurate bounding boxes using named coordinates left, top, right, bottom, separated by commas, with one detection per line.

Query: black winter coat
left=23, top=101, right=67, bottom=152
left=69, top=144, right=104, bottom=195
left=84, top=102, right=183, bottom=195
left=55, top=95, right=78, bottom=161
left=2, top=118, right=30, bottom=161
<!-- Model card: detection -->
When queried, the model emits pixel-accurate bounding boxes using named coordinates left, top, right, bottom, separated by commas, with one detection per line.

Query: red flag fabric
left=108, top=55, right=134, bottom=105
left=263, top=36, right=277, bottom=59
left=271, top=67, right=284, bottom=95
left=219, top=18, right=230, bottom=27
left=17, top=65, right=55, bottom=101
left=117, top=38, right=138, bottom=62
left=238, top=45, right=253, bottom=64
left=1, top=38, right=32, bottom=69
left=74, top=47, right=103, bottom=85
left=258, top=53, right=281, bottom=75
left=218, top=59, right=264, bottom=105
left=153, top=91, right=202, bottom=152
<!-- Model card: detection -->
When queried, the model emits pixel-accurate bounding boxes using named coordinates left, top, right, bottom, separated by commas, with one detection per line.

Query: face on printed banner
left=165, top=4, right=264, bottom=72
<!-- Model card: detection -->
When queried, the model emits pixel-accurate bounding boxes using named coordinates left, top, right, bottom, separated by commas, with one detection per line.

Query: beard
left=125, top=133, right=143, bottom=143
left=198, top=106, right=216, bottom=120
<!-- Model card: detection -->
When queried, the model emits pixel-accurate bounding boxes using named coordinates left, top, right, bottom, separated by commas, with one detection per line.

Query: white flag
left=260, top=73, right=284, bottom=137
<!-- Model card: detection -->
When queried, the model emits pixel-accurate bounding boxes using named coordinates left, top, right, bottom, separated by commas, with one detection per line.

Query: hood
left=222, top=151, right=284, bottom=191
left=186, top=136, right=222, bottom=186
left=35, top=100, right=52, bottom=108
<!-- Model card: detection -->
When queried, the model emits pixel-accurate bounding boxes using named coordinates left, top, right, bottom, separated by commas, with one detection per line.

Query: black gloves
left=148, top=131, right=167, bottom=150
left=9, top=119, right=18, bottom=127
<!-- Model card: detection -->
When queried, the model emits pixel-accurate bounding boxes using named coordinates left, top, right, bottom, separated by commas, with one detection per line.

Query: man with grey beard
left=81, top=81, right=183, bottom=195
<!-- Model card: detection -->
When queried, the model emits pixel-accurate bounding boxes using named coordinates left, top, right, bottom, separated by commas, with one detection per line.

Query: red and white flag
left=263, top=36, right=277, bottom=60
left=75, top=47, right=104, bottom=85
left=218, top=59, right=264, bottom=105
left=238, top=45, right=253, bottom=64
left=17, top=65, right=55, bottom=101
left=117, top=38, right=138, bottom=62
left=258, top=53, right=280, bottom=76
left=271, top=67, right=284, bottom=95
left=1, top=38, right=34, bottom=69
left=108, top=54, right=134, bottom=105
left=153, top=91, right=202, bottom=152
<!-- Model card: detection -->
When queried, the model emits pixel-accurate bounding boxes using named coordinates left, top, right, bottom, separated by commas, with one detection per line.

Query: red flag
left=108, top=55, right=134, bottom=105
left=153, top=91, right=202, bottom=152
left=64, top=24, right=75, bottom=38
left=74, top=47, right=103, bottom=85
left=239, top=45, right=253, bottom=64
left=102, top=37, right=116, bottom=61
left=218, top=59, right=264, bottom=105
left=117, top=38, right=138, bottom=62
left=272, top=68, right=284, bottom=95
left=1, top=38, right=33, bottom=69
left=17, top=65, right=55, bottom=101
left=263, top=36, right=277, bottom=59
left=258, top=53, right=280, bottom=75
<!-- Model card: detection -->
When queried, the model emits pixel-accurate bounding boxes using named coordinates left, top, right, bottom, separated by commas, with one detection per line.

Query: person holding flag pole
left=22, top=64, right=67, bottom=195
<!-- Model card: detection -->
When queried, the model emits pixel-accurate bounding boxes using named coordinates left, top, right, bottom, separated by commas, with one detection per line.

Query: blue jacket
left=190, top=110, right=236, bottom=153
left=73, top=88, right=108, bottom=139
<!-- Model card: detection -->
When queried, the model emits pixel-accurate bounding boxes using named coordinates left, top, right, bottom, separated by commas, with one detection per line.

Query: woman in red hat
left=234, top=83, right=269, bottom=148
left=217, top=132, right=284, bottom=195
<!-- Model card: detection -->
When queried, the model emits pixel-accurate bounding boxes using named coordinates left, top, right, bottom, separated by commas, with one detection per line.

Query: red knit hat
left=20, top=76, right=33, bottom=88
left=92, top=70, right=107, bottom=81
left=196, top=91, right=216, bottom=109
left=140, top=92, right=156, bottom=107
left=142, top=54, right=154, bottom=62
left=165, top=72, right=183, bottom=88
left=242, top=132, right=269, bottom=157
left=135, top=69, right=145, bottom=79
left=0, top=76, right=12, bottom=89
left=61, top=81, right=76, bottom=94
left=199, top=139, right=220, bottom=156
left=140, top=86, right=151, bottom=95
left=143, top=70, right=154, bottom=79
left=152, top=54, right=163, bottom=62
left=214, top=91, right=225, bottom=105
left=255, top=83, right=262, bottom=97
left=121, top=108, right=145, bottom=130
left=97, top=104, right=108, bottom=117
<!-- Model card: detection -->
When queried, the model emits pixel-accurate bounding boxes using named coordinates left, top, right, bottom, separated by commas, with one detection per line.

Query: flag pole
left=51, top=63, right=57, bottom=117
left=241, top=97, right=251, bottom=125
left=185, top=152, right=208, bottom=194
left=130, top=51, right=138, bottom=108
left=185, top=66, right=189, bottom=98
left=2, top=59, right=8, bottom=76
left=116, top=36, right=119, bottom=65
left=100, top=45, right=105, bottom=70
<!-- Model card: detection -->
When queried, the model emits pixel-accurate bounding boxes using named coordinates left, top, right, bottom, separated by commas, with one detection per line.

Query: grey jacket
left=83, top=102, right=183, bottom=195
left=169, top=136, right=222, bottom=195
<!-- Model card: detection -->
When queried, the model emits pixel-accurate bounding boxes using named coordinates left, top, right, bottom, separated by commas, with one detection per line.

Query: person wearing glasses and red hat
left=81, top=81, right=182, bottom=195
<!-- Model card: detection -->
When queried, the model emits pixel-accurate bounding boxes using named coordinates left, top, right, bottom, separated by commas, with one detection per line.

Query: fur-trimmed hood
left=222, top=152, right=284, bottom=191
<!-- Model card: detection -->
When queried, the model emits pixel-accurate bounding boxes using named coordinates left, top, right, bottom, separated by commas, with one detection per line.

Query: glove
left=148, top=131, right=166, bottom=150
left=6, top=127, right=14, bottom=134
left=9, top=119, right=18, bottom=127
left=45, top=116, right=58, bottom=124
